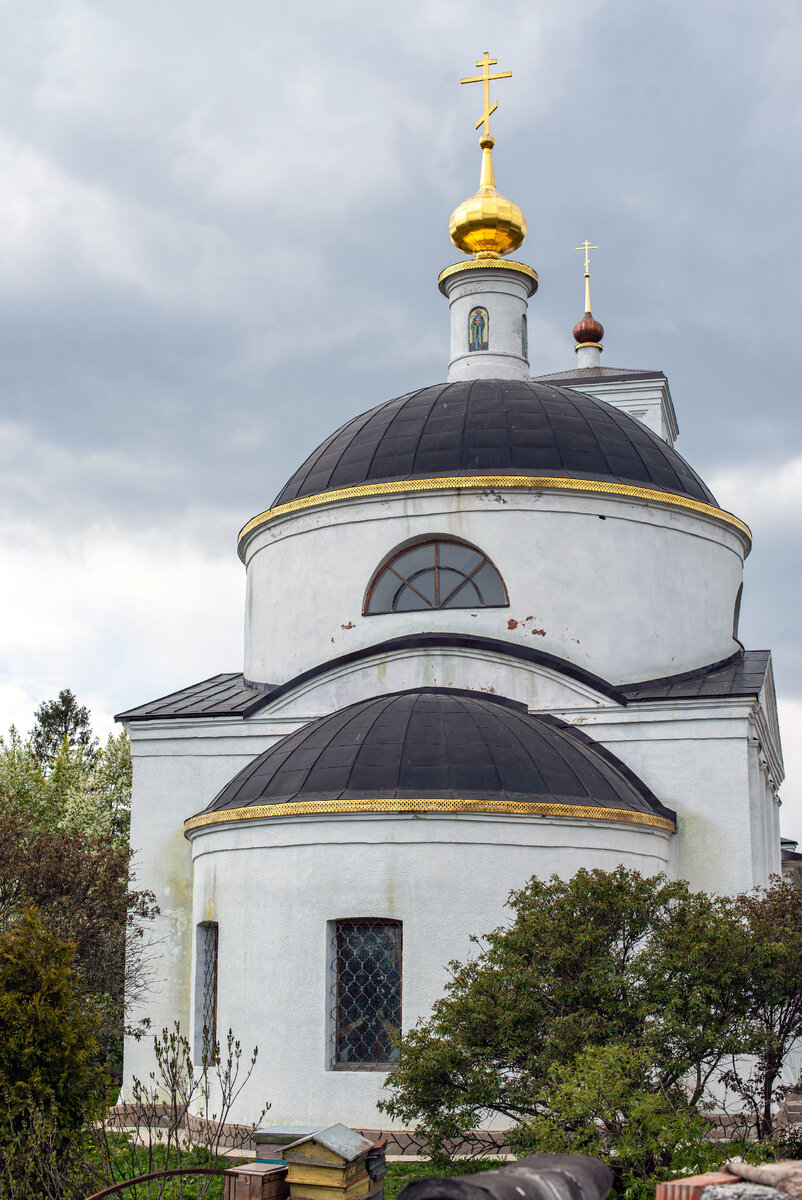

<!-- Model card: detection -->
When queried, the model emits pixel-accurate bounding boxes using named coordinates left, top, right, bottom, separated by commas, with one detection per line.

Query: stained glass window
left=331, top=919, right=402, bottom=1069
left=365, top=540, right=507, bottom=614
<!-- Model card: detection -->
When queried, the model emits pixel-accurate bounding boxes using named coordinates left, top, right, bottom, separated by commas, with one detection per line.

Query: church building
left=119, top=55, right=785, bottom=1131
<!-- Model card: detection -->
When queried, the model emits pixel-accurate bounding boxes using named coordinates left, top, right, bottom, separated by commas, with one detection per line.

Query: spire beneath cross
left=460, top=51, right=512, bottom=140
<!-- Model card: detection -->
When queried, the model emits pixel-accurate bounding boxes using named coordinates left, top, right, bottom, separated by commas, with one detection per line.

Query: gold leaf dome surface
left=449, top=136, right=526, bottom=258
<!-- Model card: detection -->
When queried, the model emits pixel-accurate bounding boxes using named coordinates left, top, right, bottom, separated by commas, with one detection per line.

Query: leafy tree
left=0, top=794, right=157, bottom=1072
left=512, top=1042, right=718, bottom=1186
left=722, top=878, right=802, bottom=1139
left=0, top=724, right=132, bottom=845
left=0, top=910, right=108, bottom=1198
left=30, top=687, right=98, bottom=769
left=380, top=868, right=762, bottom=1181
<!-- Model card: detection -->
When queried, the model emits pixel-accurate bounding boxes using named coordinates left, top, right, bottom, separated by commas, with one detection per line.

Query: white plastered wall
left=186, top=811, right=673, bottom=1128
left=242, top=489, right=747, bottom=688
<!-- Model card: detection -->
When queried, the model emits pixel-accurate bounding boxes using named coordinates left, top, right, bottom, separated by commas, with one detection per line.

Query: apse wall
left=241, top=488, right=748, bottom=688
left=186, top=810, right=673, bottom=1127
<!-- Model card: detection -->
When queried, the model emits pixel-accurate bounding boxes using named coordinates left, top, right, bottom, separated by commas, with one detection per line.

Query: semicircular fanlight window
left=365, top=540, right=507, bottom=614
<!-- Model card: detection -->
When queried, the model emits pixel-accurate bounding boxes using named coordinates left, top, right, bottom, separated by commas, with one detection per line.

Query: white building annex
left=119, top=55, right=787, bottom=1133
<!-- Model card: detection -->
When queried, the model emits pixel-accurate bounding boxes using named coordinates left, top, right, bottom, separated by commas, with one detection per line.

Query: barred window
left=330, top=919, right=402, bottom=1070
left=197, top=922, right=218, bottom=1056
left=365, top=539, right=507, bottom=615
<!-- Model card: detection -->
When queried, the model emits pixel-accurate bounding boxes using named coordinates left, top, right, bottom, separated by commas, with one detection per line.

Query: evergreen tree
left=0, top=910, right=107, bottom=1198
left=30, top=688, right=98, bottom=769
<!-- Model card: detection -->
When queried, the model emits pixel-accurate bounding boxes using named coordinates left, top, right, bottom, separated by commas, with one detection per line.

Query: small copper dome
left=573, top=311, right=604, bottom=345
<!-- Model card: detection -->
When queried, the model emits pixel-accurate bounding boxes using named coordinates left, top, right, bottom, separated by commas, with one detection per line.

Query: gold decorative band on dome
left=438, top=258, right=538, bottom=294
left=184, top=797, right=676, bottom=833
left=237, top=475, right=751, bottom=555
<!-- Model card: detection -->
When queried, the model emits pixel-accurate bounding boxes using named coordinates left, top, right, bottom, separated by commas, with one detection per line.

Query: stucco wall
left=242, top=489, right=746, bottom=688
left=186, top=811, right=673, bottom=1127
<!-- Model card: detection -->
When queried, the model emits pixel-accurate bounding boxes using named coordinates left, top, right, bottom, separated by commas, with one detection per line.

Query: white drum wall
left=242, top=489, right=747, bottom=688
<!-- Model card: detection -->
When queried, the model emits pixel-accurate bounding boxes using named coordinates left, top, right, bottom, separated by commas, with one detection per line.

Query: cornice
left=238, top=475, right=751, bottom=559
left=185, top=797, right=676, bottom=835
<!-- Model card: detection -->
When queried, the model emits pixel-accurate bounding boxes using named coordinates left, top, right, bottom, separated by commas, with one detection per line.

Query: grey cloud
left=0, top=0, right=799, bottom=809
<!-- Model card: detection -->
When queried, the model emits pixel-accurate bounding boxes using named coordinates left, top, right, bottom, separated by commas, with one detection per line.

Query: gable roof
left=116, top=650, right=772, bottom=722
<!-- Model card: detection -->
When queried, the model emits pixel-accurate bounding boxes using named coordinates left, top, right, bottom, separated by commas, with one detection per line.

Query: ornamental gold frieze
left=236, top=475, right=751, bottom=558
left=184, top=797, right=676, bottom=834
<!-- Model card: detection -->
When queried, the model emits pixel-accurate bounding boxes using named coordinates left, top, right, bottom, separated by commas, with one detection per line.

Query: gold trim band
left=438, top=258, right=538, bottom=295
left=237, top=475, right=751, bottom=554
left=184, top=797, right=675, bottom=833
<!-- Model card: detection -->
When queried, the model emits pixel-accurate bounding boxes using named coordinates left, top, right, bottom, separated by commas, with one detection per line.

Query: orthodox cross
left=461, top=51, right=512, bottom=137
left=575, top=240, right=598, bottom=275
left=575, top=241, right=598, bottom=311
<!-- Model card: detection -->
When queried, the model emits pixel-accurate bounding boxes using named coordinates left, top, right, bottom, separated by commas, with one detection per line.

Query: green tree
left=0, top=910, right=108, bottom=1198
left=30, top=687, right=98, bottom=769
left=722, top=878, right=802, bottom=1140
left=380, top=868, right=753, bottom=1177
left=1, top=722, right=132, bottom=846
left=513, top=1042, right=717, bottom=1187
left=0, top=795, right=157, bottom=1072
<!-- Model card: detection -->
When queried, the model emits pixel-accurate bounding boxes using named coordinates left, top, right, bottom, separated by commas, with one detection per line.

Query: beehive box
left=223, top=1163, right=290, bottom=1200
left=283, top=1125, right=384, bottom=1200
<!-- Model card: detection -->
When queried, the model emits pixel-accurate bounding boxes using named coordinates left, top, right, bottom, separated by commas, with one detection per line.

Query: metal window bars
left=200, top=922, right=218, bottom=1052
left=331, top=919, right=402, bottom=1068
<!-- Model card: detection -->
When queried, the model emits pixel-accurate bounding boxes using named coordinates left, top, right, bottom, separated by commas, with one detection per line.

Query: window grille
left=331, top=919, right=402, bottom=1069
left=199, top=922, right=218, bottom=1052
left=365, top=539, right=507, bottom=615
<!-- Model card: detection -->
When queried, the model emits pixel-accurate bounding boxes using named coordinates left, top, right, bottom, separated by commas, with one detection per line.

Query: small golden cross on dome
left=460, top=51, right=512, bottom=138
left=575, top=240, right=598, bottom=275
left=575, top=241, right=599, bottom=312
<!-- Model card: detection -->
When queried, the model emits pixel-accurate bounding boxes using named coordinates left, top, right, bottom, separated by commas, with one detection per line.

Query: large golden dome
left=449, top=134, right=526, bottom=258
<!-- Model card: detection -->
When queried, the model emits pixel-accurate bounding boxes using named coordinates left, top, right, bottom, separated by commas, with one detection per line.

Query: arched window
left=365, top=539, right=508, bottom=614
left=468, top=306, right=488, bottom=351
left=521, top=313, right=528, bottom=360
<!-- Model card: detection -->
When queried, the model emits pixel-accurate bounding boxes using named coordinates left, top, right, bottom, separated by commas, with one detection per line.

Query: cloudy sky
left=1, top=0, right=800, bottom=840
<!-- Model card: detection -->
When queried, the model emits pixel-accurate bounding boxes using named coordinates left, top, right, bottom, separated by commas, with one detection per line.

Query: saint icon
left=469, top=306, right=488, bottom=351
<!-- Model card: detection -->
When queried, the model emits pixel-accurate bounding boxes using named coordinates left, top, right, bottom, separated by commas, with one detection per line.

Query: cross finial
left=460, top=51, right=512, bottom=139
left=575, top=240, right=599, bottom=312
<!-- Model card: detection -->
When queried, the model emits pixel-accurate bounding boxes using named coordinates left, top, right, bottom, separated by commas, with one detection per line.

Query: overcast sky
left=1, top=0, right=800, bottom=841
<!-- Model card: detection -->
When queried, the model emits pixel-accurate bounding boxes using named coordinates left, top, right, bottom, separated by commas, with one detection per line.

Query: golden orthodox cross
left=575, top=241, right=599, bottom=311
left=575, top=240, right=598, bottom=275
left=460, top=51, right=512, bottom=137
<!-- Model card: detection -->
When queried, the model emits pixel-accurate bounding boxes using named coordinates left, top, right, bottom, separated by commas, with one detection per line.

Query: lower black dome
left=273, top=379, right=715, bottom=508
left=198, top=689, right=675, bottom=828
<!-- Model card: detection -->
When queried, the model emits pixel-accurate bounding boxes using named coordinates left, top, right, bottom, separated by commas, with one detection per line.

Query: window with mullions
left=330, top=919, right=402, bottom=1069
left=365, top=540, right=507, bottom=614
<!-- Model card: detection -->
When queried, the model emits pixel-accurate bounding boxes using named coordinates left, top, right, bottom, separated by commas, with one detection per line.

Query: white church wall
left=243, top=488, right=747, bottom=689
left=187, top=811, right=673, bottom=1127
left=566, top=376, right=679, bottom=446
left=552, top=698, right=781, bottom=893
left=123, top=718, right=304, bottom=1095
left=261, top=643, right=613, bottom=719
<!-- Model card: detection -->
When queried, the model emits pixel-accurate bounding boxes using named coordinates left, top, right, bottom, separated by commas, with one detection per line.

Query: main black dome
left=274, top=379, right=715, bottom=508
left=199, top=689, right=675, bottom=827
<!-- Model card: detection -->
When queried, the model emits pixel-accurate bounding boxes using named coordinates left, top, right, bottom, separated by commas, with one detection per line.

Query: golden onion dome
left=449, top=135, right=526, bottom=258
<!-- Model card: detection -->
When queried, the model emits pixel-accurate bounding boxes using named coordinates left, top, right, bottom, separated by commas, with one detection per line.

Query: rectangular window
left=330, top=919, right=402, bottom=1070
left=197, top=921, right=218, bottom=1057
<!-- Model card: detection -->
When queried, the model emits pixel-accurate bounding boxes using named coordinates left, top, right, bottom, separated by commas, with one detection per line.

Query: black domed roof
left=199, top=689, right=675, bottom=827
left=274, top=379, right=715, bottom=508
